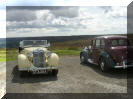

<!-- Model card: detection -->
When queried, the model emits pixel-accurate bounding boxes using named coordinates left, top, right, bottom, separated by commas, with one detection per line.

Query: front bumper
left=19, top=66, right=58, bottom=74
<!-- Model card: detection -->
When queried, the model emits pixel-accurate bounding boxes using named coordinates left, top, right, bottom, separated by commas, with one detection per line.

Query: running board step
left=88, top=59, right=98, bottom=65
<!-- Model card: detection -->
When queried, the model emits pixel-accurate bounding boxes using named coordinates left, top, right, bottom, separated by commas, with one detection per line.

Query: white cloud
left=0, top=2, right=6, bottom=38
left=56, top=0, right=132, bottom=6
left=6, top=6, right=127, bottom=37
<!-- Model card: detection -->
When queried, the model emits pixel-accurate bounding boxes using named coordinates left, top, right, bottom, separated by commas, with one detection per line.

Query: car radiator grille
left=33, top=49, right=45, bottom=67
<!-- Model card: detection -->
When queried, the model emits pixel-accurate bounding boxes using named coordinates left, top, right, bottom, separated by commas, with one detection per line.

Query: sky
left=0, top=0, right=133, bottom=38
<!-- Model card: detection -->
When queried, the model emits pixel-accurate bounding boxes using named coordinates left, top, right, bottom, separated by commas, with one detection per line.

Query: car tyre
left=99, top=58, right=109, bottom=72
left=80, top=54, right=87, bottom=64
left=20, top=71, right=28, bottom=77
left=52, top=69, right=58, bottom=76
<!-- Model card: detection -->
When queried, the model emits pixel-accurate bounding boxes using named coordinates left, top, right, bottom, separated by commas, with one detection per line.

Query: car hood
left=110, top=46, right=133, bottom=62
left=23, top=47, right=48, bottom=56
left=24, top=47, right=48, bottom=52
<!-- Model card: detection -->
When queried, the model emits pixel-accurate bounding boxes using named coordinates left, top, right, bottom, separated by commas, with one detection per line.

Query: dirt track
left=6, top=56, right=130, bottom=93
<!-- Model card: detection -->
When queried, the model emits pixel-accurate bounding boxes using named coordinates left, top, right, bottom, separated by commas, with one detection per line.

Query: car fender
left=80, top=48, right=89, bottom=61
left=18, top=54, right=32, bottom=70
left=99, top=51, right=115, bottom=67
left=47, top=53, right=59, bottom=67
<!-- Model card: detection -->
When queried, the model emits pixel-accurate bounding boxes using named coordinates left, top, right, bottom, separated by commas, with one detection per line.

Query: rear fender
left=99, top=51, right=115, bottom=67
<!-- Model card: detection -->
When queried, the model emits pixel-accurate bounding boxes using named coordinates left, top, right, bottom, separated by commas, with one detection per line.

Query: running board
left=88, top=59, right=98, bottom=65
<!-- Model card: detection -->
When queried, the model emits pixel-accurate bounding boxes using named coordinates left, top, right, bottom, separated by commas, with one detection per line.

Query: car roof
left=95, top=35, right=127, bottom=39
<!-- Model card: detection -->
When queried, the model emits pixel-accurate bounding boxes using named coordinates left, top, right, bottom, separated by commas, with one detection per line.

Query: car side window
left=92, top=40, right=95, bottom=46
left=95, top=39, right=100, bottom=48
left=112, top=40, right=117, bottom=46
left=101, top=39, right=105, bottom=48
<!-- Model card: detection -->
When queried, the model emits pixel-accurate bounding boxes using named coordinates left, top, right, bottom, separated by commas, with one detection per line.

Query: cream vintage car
left=18, top=40, right=59, bottom=77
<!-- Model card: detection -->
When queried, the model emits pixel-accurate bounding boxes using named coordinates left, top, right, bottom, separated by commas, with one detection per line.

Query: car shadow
left=11, top=66, right=58, bottom=84
left=80, top=62, right=132, bottom=79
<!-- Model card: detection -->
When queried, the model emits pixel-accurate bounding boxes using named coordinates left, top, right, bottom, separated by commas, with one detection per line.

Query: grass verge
left=0, top=49, right=81, bottom=62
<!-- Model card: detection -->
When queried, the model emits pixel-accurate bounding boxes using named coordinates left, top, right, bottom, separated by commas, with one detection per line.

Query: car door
left=92, top=39, right=101, bottom=63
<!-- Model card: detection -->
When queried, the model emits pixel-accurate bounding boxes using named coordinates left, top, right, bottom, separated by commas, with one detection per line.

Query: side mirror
left=88, top=45, right=92, bottom=49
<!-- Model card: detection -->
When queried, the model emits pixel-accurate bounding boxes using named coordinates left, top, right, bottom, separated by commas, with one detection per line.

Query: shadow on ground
left=11, top=66, right=58, bottom=84
left=80, top=62, right=132, bottom=79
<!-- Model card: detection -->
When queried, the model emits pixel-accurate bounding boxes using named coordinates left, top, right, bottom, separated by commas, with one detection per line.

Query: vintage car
left=18, top=40, right=59, bottom=76
left=80, top=35, right=133, bottom=72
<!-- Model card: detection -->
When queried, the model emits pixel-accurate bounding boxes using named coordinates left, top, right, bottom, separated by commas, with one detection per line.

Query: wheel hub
left=81, top=56, right=84, bottom=62
left=100, top=62, right=104, bottom=70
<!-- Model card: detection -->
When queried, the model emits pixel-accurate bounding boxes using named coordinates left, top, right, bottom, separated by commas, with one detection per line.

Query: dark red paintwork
left=91, top=35, right=133, bottom=66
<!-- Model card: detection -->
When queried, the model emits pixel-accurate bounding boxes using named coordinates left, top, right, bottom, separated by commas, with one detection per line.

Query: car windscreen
left=23, top=40, right=47, bottom=47
left=111, top=39, right=132, bottom=46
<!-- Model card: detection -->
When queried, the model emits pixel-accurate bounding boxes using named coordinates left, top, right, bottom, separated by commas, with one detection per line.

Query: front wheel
left=80, top=54, right=87, bottom=64
left=20, top=71, right=28, bottom=77
left=99, top=58, right=109, bottom=72
left=52, top=69, right=58, bottom=76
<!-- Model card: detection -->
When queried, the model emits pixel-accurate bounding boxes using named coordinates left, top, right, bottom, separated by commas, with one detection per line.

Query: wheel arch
left=99, top=51, right=115, bottom=68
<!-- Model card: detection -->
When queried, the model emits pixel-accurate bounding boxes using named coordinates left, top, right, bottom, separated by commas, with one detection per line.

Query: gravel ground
left=5, top=56, right=129, bottom=93
left=0, top=62, right=6, bottom=99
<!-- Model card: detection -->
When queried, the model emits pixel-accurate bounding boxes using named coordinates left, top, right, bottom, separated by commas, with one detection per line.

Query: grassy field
left=0, top=49, right=81, bottom=62
left=0, top=39, right=91, bottom=62
left=0, top=48, right=18, bottom=62
left=0, top=48, right=6, bottom=62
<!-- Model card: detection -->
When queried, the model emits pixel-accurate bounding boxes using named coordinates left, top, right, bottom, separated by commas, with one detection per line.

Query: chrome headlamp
left=26, top=53, right=31, bottom=57
left=46, top=51, right=52, bottom=57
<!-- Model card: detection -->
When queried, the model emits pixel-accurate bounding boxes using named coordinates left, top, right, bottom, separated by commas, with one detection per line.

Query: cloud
left=99, top=6, right=112, bottom=13
left=50, top=7, right=79, bottom=18
left=6, top=6, right=127, bottom=37
left=104, top=6, right=127, bottom=18
left=7, top=9, right=37, bottom=22
left=7, top=6, right=62, bottom=11
left=0, top=2, right=6, bottom=38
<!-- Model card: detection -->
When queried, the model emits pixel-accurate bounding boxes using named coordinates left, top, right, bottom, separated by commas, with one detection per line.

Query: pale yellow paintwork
left=18, top=47, right=59, bottom=70
left=48, top=53, right=59, bottom=66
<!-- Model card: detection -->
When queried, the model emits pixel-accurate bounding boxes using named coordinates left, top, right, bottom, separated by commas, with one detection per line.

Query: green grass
left=0, top=48, right=18, bottom=62
left=0, top=48, right=81, bottom=62
left=0, top=39, right=89, bottom=62
left=0, top=58, right=6, bottom=62
left=0, top=49, right=6, bottom=62
left=52, top=49, right=81, bottom=56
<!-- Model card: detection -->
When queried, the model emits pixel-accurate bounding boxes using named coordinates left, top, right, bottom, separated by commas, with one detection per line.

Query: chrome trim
left=19, top=66, right=58, bottom=71
left=114, top=60, right=133, bottom=69
left=114, top=65, right=133, bottom=69
left=87, top=59, right=98, bottom=65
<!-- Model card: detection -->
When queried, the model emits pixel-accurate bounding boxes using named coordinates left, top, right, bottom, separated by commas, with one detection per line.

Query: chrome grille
left=33, top=49, right=45, bottom=67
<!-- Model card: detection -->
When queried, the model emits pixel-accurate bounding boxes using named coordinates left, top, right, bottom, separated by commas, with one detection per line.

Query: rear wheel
left=99, top=58, right=109, bottom=72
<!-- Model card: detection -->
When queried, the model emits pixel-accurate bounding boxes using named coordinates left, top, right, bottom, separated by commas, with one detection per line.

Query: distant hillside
left=1, top=34, right=129, bottom=48
left=6, top=35, right=97, bottom=48
left=0, top=38, right=6, bottom=48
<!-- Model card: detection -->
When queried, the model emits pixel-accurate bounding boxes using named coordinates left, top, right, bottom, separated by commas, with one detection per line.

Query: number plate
left=39, top=70, right=46, bottom=73
left=33, top=70, right=47, bottom=74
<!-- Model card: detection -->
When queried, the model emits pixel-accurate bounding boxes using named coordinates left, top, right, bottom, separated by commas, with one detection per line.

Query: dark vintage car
left=80, top=35, right=133, bottom=72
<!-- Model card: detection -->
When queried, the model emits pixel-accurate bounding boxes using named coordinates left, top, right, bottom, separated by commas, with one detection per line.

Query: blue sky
left=0, top=0, right=132, bottom=38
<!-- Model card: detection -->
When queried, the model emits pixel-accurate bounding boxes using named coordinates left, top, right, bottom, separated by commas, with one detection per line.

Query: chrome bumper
left=19, top=66, right=58, bottom=74
left=114, top=65, right=133, bottom=69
